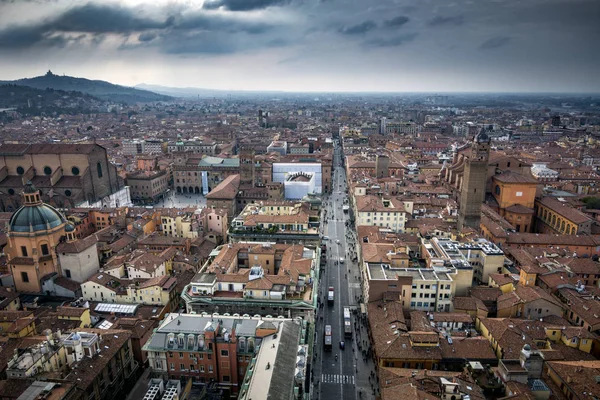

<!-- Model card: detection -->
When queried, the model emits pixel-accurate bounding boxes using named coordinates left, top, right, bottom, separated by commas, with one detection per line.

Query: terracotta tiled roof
left=206, top=174, right=240, bottom=200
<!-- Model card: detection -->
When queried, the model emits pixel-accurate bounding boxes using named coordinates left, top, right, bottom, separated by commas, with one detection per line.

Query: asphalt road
left=312, top=142, right=378, bottom=400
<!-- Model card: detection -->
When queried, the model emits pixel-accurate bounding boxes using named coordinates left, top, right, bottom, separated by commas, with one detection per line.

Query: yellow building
left=488, top=273, right=516, bottom=293
left=56, top=306, right=92, bottom=328
left=491, top=172, right=538, bottom=233
left=0, top=310, right=36, bottom=338
left=160, top=211, right=198, bottom=239
left=6, top=183, right=67, bottom=293
left=6, top=338, right=68, bottom=379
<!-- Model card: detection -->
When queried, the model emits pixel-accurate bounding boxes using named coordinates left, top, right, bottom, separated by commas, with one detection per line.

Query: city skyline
left=0, top=0, right=599, bottom=93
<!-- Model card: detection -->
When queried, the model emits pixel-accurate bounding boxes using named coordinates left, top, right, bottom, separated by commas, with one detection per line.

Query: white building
left=57, top=233, right=100, bottom=283
left=531, top=163, right=559, bottom=182
left=272, top=163, right=322, bottom=194
left=354, top=195, right=407, bottom=232
left=122, top=139, right=163, bottom=156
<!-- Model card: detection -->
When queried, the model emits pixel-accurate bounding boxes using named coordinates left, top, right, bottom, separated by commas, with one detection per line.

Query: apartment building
left=167, top=140, right=217, bottom=155
left=181, top=242, right=317, bottom=318
left=355, top=195, right=407, bottom=233
left=143, top=313, right=305, bottom=397
left=422, top=237, right=505, bottom=284
left=122, top=139, right=164, bottom=156
left=80, top=273, right=177, bottom=309
left=229, top=200, right=320, bottom=246
left=364, top=261, right=473, bottom=312
left=159, top=209, right=199, bottom=239
left=5, top=329, right=138, bottom=400
left=103, top=249, right=169, bottom=280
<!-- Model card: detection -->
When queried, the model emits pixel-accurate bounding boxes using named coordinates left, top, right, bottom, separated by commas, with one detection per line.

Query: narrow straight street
left=312, top=141, right=378, bottom=400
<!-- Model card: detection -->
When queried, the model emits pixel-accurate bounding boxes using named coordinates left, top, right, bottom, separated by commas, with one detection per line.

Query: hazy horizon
left=1, top=0, right=599, bottom=93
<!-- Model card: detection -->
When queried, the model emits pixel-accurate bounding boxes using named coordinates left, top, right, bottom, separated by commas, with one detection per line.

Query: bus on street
left=343, top=307, right=352, bottom=338
left=324, top=325, right=332, bottom=351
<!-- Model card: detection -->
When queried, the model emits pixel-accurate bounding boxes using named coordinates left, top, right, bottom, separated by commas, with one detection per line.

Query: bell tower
left=457, top=129, right=490, bottom=231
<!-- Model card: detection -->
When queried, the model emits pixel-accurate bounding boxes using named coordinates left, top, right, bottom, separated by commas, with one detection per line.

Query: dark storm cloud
left=428, top=15, right=464, bottom=26
left=339, top=20, right=377, bottom=35
left=363, top=33, right=417, bottom=48
left=383, top=16, right=409, bottom=28
left=0, top=25, right=68, bottom=49
left=479, top=36, right=511, bottom=50
left=176, top=12, right=273, bottom=34
left=202, top=0, right=290, bottom=11
left=51, top=3, right=172, bottom=33
left=0, top=2, right=172, bottom=49
left=138, top=32, right=157, bottom=42
left=0, top=1, right=277, bottom=53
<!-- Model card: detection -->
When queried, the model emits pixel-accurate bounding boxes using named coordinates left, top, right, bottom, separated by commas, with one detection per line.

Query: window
left=221, top=350, right=229, bottom=357
left=410, top=302, right=416, bottom=307
left=223, top=375, right=230, bottom=382
left=97, top=162, right=103, bottom=178
left=40, top=244, right=49, bottom=256
left=8, top=189, right=14, bottom=195
left=64, top=189, right=72, bottom=197
left=16, top=166, right=25, bottom=175
left=495, top=185, right=500, bottom=195
left=170, top=363, right=175, bottom=371
left=200, top=365, right=205, bottom=372
left=21, top=246, right=28, bottom=257
left=516, top=191, right=523, bottom=197
left=180, top=363, right=185, bottom=370
left=179, top=352, right=184, bottom=358
left=71, top=166, right=80, bottom=175
left=43, top=166, right=52, bottom=175
left=65, top=269, right=71, bottom=279
left=208, top=365, right=213, bottom=373
left=21, top=271, right=29, bottom=283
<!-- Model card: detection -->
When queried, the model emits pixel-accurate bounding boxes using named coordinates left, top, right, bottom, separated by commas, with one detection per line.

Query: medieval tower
left=457, top=129, right=490, bottom=231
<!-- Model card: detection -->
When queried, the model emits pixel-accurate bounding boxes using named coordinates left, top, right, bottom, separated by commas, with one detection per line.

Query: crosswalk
left=321, top=374, right=355, bottom=385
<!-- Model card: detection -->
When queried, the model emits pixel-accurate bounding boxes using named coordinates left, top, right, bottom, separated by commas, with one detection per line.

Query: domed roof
left=9, top=203, right=66, bottom=233
left=65, top=223, right=75, bottom=232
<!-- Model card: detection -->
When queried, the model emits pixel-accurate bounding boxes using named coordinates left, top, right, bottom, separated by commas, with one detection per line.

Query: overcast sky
left=0, top=0, right=598, bottom=93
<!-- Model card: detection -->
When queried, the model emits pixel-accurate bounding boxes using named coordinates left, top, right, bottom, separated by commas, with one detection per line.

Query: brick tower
left=457, top=129, right=490, bottom=231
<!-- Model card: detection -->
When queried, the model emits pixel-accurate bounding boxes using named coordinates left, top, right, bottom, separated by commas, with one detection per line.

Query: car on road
left=336, top=239, right=341, bottom=244
left=339, top=341, right=345, bottom=350
left=322, top=235, right=330, bottom=241
left=339, top=257, right=345, bottom=263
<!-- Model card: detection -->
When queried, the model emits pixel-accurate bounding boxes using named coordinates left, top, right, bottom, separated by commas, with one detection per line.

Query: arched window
left=97, top=162, right=103, bottom=178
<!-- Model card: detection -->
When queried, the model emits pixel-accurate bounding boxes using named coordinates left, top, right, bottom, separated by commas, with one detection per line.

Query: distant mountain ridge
left=0, top=71, right=172, bottom=104
left=135, top=83, right=285, bottom=98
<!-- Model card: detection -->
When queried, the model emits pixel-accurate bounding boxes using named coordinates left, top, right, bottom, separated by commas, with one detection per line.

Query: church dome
left=8, top=182, right=66, bottom=233
left=9, top=204, right=66, bottom=233
left=65, top=223, right=75, bottom=232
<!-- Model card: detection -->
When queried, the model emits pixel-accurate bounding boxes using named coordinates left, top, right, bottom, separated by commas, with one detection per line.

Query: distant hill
left=0, top=84, right=107, bottom=117
left=0, top=71, right=173, bottom=104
